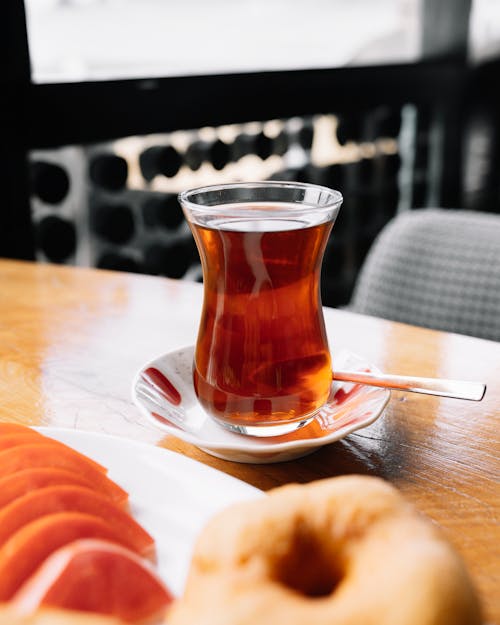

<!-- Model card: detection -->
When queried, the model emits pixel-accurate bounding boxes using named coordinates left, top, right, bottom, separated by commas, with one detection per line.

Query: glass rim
left=178, top=180, right=343, bottom=213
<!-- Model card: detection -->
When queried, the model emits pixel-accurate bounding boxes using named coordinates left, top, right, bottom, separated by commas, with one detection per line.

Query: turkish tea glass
left=179, top=181, right=342, bottom=436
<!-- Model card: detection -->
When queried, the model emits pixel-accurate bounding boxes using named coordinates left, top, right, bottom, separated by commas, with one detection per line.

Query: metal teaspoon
left=332, top=370, right=486, bottom=401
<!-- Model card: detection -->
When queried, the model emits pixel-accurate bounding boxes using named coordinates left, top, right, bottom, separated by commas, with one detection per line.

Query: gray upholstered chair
left=349, top=209, right=500, bottom=342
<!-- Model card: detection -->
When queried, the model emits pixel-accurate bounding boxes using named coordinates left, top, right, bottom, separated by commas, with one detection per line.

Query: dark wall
left=0, top=1, right=34, bottom=259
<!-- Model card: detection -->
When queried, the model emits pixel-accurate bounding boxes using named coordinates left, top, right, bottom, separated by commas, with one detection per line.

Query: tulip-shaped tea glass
left=179, top=182, right=342, bottom=436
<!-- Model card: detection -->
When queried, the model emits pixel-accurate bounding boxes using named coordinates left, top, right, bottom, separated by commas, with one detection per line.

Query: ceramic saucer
left=132, top=346, right=390, bottom=464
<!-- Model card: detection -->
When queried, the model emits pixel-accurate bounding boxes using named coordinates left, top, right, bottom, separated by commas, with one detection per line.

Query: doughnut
left=168, top=475, right=481, bottom=625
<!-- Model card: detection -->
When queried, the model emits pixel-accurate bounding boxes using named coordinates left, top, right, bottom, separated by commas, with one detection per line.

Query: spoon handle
left=333, top=370, right=486, bottom=401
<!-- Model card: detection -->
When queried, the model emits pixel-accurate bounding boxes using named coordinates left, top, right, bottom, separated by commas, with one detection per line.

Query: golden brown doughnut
left=169, top=476, right=481, bottom=625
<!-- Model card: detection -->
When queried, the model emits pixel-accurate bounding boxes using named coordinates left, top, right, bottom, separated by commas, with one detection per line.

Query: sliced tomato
left=0, top=485, right=153, bottom=557
left=0, top=468, right=128, bottom=510
left=0, top=444, right=127, bottom=504
left=0, top=512, right=142, bottom=600
left=12, top=539, right=172, bottom=624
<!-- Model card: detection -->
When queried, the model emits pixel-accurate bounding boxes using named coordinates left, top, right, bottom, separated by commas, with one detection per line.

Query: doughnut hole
left=270, top=525, right=343, bottom=598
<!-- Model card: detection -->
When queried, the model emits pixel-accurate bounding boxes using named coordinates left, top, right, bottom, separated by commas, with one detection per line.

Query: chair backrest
left=349, top=209, right=500, bottom=342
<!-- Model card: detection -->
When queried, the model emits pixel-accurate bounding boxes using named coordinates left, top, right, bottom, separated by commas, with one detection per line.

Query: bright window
left=25, top=0, right=422, bottom=84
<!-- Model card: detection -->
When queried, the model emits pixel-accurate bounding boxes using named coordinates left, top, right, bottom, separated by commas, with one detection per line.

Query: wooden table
left=0, top=259, right=498, bottom=622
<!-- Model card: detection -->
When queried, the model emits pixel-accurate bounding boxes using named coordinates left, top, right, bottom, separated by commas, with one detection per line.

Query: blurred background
left=2, top=0, right=500, bottom=308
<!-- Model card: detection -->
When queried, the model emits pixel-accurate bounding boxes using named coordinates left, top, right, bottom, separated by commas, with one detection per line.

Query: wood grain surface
left=0, top=259, right=498, bottom=622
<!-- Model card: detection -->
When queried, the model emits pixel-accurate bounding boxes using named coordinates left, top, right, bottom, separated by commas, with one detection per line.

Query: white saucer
left=132, top=346, right=390, bottom=464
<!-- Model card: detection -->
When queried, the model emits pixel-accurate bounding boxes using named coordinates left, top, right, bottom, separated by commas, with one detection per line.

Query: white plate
left=132, top=346, right=391, bottom=463
left=36, top=427, right=261, bottom=598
